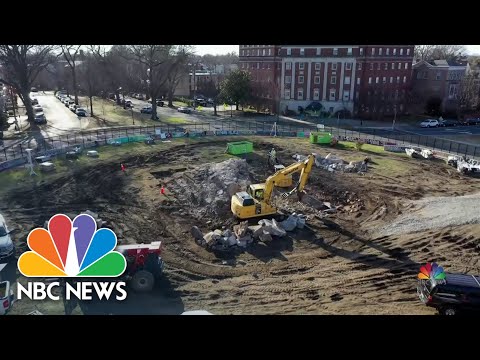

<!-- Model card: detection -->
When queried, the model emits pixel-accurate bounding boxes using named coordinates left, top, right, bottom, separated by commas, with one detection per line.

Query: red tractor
left=116, top=241, right=164, bottom=293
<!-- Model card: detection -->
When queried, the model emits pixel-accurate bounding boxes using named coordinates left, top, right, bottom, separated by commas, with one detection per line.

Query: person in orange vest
left=160, top=185, right=165, bottom=195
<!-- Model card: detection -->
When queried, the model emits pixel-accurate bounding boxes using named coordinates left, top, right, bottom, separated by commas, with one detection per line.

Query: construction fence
left=1, top=120, right=479, bottom=172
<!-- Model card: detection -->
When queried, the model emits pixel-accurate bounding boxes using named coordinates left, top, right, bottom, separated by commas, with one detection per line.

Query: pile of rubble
left=172, top=158, right=251, bottom=218
left=191, top=213, right=307, bottom=251
left=292, top=153, right=369, bottom=173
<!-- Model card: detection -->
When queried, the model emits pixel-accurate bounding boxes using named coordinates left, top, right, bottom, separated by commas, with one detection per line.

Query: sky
left=194, top=45, right=480, bottom=55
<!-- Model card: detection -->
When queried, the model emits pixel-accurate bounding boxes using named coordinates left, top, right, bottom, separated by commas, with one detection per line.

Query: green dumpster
left=227, top=141, right=253, bottom=155
left=309, top=132, right=332, bottom=144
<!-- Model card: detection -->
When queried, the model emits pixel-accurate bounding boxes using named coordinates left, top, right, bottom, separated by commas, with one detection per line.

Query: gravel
left=375, top=192, right=480, bottom=237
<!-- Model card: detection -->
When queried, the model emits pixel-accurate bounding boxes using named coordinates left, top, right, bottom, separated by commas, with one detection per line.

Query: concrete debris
left=233, top=221, right=249, bottom=238
left=421, top=149, right=434, bottom=159
left=258, top=218, right=287, bottom=237
left=292, top=154, right=308, bottom=161
left=190, top=226, right=204, bottom=241
left=193, top=213, right=309, bottom=251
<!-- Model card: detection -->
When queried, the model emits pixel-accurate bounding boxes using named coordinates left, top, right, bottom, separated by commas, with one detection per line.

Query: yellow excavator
left=231, top=154, right=315, bottom=220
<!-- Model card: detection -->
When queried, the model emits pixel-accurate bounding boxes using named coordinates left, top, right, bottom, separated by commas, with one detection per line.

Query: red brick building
left=238, top=45, right=282, bottom=112
left=239, top=45, right=415, bottom=119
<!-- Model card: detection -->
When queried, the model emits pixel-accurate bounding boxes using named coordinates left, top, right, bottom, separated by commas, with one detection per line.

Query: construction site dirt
left=2, top=137, right=480, bottom=315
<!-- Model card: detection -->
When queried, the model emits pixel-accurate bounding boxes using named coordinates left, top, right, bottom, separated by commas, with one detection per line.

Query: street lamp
left=118, top=87, right=125, bottom=109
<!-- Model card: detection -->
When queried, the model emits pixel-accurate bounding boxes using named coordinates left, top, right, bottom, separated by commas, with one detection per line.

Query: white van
left=0, top=215, right=14, bottom=262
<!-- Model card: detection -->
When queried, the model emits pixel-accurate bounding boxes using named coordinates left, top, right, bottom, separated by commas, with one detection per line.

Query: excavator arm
left=263, top=154, right=315, bottom=205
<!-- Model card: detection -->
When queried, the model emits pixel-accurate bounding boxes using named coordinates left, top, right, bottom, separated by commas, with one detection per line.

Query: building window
left=386, top=48, right=390, bottom=55
left=257, top=49, right=260, bottom=56
left=286, top=62, right=291, bottom=70
left=297, top=89, right=303, bottom=100
left=371, top=47, right=375, bottom=56
left=448, top=84, right=458, bottom=99
left=277, top=63, right=281, bottom=70
left=436, top=72, right=441, bottom=80
left=398, top=62, right=401, bottom=70
left=299, top=62, right=304, bottom=70
left=343, top=90, right=350, bottom=101
left=313, top=89, right=320, bottom=100
left=333, top=48, right=338, bottom=56
left=383, top=77, right=386, bottom=83
left=347, top=47, right=352, bottom=56
left=407, top=48, right=410, bottom=56
left=405, top=63, right=409, bottom=70
left=379, top=48, right=383, bottom=56
left=358, top=63, right=362, bottom=70
left=332, top=63, right=337, bottom=70
left=370, top=63, right=373, bottom=70
left=267, top=63, right=271, bottom=69
left=287, top=48, right=291, bottom=56
left=285, top=75, right=291, bottom=84
left=278, top=49, right=281, bottom=56
left=315, top=63, right=321, bottom=70
left=298, top=76, right=304, bottom=84
left=314, top=76, right=320, bottom=84
left=360, top=48, right=364, bottom=56
left=403, top=76, right=406, bottom=83
left=346, top=63, right=352, bottom=70
left=329, top=89, right=336, bottom=101
left=368, top=77, right=372, bottom=84
left=247, top=50, right=250, bottom=56
left=263, top=49, right=266, bottom=56
left=357, top=77, right=360, bottom=85
left=257, top=62, right=260, bottom=69
left=316, top=48, right=321, bottom=56
left=268, top=49, right=271, bottom=56
left=396, top=76, right=400, bottom=83
left=344, top=76, right=351, bottom=84
left=241, top=50, right=244, bottom=56
left=377, top=63, right=381, bottom=70
left=400, top=48, right=404, bottom=56
left=300, top=48, right=305, bottom=56
left=284, top=89, right=290, bottom=99
left=376, top=77, right=379, bottom=84
left=391, top=63, right=395, bottom=70
left=393, top=48, right=397, bottom=55
left=356, top=92, right=360, bottom=100
left=331, top=76, right=337, bottom=84
left=390, top=76, right=393, bottom=83
left=382, top=63, right=387, bottom=70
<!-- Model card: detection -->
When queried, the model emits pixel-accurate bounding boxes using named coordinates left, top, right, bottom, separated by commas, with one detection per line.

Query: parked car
left=62, top=97, right=71, bottom=105
left=30, top=97, right=38, bottom=105
left=178, top=106, right=192, bottom=114
left=439, top=119, right=458, bottom=127
left=0, top=270, right=14, bottom=315
left=151, top=99, right=164, bottom=107
left=69, top=104, right=78, bottom=112
left=420, top=119, right=440, bottom=128
left=65, top=100, right=75, bottom=107
left=0, top=214, right=15, bottom=262
left=33, top=106, right=44, bottom=114
left=418, top=271, right=480, bottom=315
left=34, top=112, right=47, bottom=124
left=124, top=100, right=133, bottom=108
left=140, top=106, right=152, bottom=114
left=137, top=94, right=145, bottom=100
left=464, top=117, right=480, bottom=125
left=76, top=108, right=87, bottom=117
left=31, top=87, right=38, bottom=92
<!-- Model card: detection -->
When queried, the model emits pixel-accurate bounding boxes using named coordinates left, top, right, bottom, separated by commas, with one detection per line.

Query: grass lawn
left=82, top=97, right=160, bottom=128
left=173, top=100, right=189, bottom=108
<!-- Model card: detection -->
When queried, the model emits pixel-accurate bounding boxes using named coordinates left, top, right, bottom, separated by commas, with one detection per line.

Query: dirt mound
left=171, top=158, right=251, bottom=220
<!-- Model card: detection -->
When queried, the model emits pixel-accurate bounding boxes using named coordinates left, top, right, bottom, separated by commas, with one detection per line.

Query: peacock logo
left=418, top=262, right=446, bottom=281
left=18, top=214, right=126, bottom=277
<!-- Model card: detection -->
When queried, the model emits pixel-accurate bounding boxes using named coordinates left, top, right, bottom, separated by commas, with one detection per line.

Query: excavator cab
left=247, top=184, right=265, bottom=201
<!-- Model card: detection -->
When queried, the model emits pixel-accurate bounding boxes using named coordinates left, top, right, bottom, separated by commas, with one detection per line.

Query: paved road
left=36, top=92, right=90, bottom=136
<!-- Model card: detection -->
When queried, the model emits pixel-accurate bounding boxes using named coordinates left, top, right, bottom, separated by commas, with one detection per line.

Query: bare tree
left=125, top=45, right=182, bottom=120
left=61, top=45, right=83, bottom=105
left=165, top=46, right=193, bottom=107
left=78, top=53, right=104, bottom=117
left=415, top=45, right=466, bottom=62
left=458, top=74, right=480, bottom=117
left=0, top=45, right=57, bottom=122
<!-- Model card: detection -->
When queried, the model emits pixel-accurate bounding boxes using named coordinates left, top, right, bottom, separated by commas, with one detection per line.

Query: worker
left=269, top=147, right=277, bottom=165
left=160, top=185, right=165, bottom=195
left=121, top=163, right=126, bottom=173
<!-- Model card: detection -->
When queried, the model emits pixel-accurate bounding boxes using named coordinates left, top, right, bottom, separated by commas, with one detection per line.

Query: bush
left=355, top=139, right=365, bottom=151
